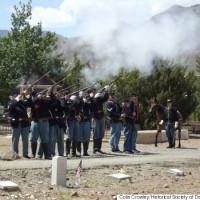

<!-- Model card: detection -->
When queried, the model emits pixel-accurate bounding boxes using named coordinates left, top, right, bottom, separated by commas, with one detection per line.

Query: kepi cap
left=64, top=91, right=70, bottom=96
left=123, top=99, right=129, bottom=103
left=109, top=90, right=115, bottom=95
left=130, top=92, right=137, bottom=97
left=10, top=91, right=18, bottom=97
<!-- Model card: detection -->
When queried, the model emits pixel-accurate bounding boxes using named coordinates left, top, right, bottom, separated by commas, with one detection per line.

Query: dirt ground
left=0, top=133, right=200, bottom=200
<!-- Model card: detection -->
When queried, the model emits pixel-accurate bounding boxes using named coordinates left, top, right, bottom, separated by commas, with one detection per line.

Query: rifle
left=60, top=83, right=97, bottom=99
left=99, top=73, right=125, bottom=93
left=40, top=73, right=71, bottom=95
left=58, top=83, right=80, bottom=93
left=51, top=73, right=71, bottom=89
left=22, top=71, right=50, bottom=95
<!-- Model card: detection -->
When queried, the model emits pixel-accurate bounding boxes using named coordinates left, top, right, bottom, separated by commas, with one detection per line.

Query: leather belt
left=12, top=118, right=27, bottom=121
left=33, top=120, right=48, bottom=122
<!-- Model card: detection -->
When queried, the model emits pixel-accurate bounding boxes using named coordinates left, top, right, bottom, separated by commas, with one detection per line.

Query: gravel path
left=0, top=140, right=199, bottom=170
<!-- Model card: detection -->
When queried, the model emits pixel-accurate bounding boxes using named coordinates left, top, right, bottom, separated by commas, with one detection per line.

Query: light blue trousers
left=51, top=124, right=64, bottom=156
left=12, top=123, right=29, bottom=156
left=30, top=121, right=49, bottom=143
left=38, top=125, right=54, bottom=156
left=78, top=121, right=91, bottom=142
left=93, top=117, right=105, bottom=139
left=110, top=122, right=122, bottom=151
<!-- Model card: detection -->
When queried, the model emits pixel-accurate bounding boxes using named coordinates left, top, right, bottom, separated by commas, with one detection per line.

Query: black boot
left=42, top=143, right=51, bottom=160
left=31, top=143, right=37, bottom=158
left=76, top=141, right=81, bottom=157
left=66, top=139, right=71, bottom=157
left=93, top=139, right=99, bottom=154
left=72, top=141, right=77, bottom=157
left=98, top=138, right=104, bottom=153
left=83, top=142, right=90, bottom=156
left=172, top=137, right=176, bottom=148
left=167, top=137, right=172, bottom=148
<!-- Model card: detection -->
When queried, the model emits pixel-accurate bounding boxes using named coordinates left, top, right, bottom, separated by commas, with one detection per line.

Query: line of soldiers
left=8, top=85, right=141, bottom=159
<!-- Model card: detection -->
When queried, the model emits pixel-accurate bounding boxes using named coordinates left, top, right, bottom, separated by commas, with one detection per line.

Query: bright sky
left=0, top=0, right=199, bottom=38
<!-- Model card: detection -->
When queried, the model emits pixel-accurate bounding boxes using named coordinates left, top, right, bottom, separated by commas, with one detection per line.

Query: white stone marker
left=107, top=173, right=132, bottom=183
left=0, top=181, right=19, bottom=191
left=51, top=156, right=67, bottom=187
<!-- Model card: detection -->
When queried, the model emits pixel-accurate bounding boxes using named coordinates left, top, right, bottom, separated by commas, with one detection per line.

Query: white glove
left=175, top=121, right=178, bottom=129
left=70, top=95, right=77, bottom=101
left=15, top=95, right=22, bottom=101
left=104, top=85, right=109, bottom=91
left=79, top=91, right=83, bottom=97
left=90, top=93, right=94, bottom=98
left=25, top=94, right=30, bottom=99
left=83, top=98, right=87, bottom=103
left=159, top=120, right=164, bottom=125
left=94, top=93, right=100, bottom=98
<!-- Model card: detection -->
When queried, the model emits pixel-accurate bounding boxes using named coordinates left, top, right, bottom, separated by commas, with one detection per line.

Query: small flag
left=76, top=160, right=82, bottom=179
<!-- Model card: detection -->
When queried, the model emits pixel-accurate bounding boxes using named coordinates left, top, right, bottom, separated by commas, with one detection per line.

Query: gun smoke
left=75, top=3, right=200, bottom=83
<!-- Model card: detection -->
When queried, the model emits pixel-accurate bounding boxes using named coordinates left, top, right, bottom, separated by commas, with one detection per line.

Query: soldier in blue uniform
left=106, top=90, right=122, bottom=152
left=121, top=99, right=135, bottom=153
left=129, top=92, right=140, bottom=153
left=50, top=91, right=65, bottom=156
left=30, top=91, right=52, bottom=159
left=160, top=99, right=179, bottom=148
left=77, top=90, right=92, bottom=156
left=91, top=85, right=109, bottom=154
left=37, top=91, right=55, bottom=159
left=61, top=91, right=71, bottom=156
left=8, top=90, right=31, bottom=158
left=65, top=94, right=82, bottom=157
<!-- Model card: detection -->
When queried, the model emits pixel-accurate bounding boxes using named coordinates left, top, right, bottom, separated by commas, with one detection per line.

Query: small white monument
left=0, top=181, right=19, bottom=191
left=107, top=173, right=132, bottom=183
left=51, top=156, right=67, bottom=187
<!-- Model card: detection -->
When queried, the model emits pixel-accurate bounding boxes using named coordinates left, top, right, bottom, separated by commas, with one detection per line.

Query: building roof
left=17, top=74, right=60, bottom=88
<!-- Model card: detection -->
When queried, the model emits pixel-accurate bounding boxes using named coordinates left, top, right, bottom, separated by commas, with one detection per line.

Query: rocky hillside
left=1, top=4, right=200, bottom=73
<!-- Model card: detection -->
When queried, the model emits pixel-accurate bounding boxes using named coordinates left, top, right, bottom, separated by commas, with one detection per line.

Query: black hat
left=167, top=99, right=172, bottom=103
left=31, top=90, right=39, bottom=97
left=109, top=90, right=115, bottom=95
left=87, top=88, right=96, bottom=94
left=130, top=92, right=137, bottom=97
left=64, top=91, right=70, bottom=96
left=123, top=99, right=129, bottom=103
left=87, top=89, right=92, bottom=94
left=10, top=91, right=18, bottom=97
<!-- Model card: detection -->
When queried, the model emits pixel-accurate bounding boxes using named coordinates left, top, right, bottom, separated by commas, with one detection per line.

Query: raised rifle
left=57, top=83, right=80, bottom=93
left=60, top=82, right=97, bottom=99
left=40, top=73, right=71, bottom=95
left=22, top=71, right=50, bottom=95
left=99, top=73, right=127, bottom=93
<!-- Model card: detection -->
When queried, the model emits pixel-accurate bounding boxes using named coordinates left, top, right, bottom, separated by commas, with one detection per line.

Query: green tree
left=112, top=62, right=198, bottom=129
left=0, top=0, right=65, bottom=105
left=196, top=56, right=200, bottom=74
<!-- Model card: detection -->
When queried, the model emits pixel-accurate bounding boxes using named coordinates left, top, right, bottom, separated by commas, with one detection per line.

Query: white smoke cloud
left=31, top=0, right=200, bottom=82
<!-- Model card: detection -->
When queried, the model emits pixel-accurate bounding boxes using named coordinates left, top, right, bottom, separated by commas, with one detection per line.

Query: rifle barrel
left=51, top=73, right=71, bottom=88
left=99, top=74, right=123, bottom=93
left=60, top=83, right=96, bottom=99
left=58, top=83, right=80, bottom=93
left=25, top=71, right=50, bottom=92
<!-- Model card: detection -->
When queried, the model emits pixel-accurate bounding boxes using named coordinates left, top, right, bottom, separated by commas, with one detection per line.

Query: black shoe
left=98, top=150, right=105, bottom=154
left=23, top=155, right=31, bottom=159
left=132, top=149, right=140, bottom=153
left=83, top=152, right=90, bottom=156
left=115, top=149, right=122, bottom=153
left=44, top=156, right=52, bottom=160
left=37, top=155, right=43, bottom=159
left=123, top=151, right=132, bottom=154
